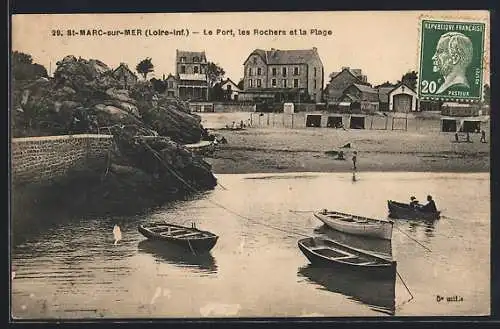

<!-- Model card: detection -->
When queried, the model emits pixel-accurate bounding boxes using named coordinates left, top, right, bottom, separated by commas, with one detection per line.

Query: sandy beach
left=204, top=125, right=490, bottom=174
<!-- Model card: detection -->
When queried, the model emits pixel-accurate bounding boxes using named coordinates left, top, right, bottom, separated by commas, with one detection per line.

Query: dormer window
left=253, top=57, right=257, bottom=64
left=180, top=57, right=186, bottom=63
left=193, top=56, right=199, bottom=62
left=194, top=66, right=199, bottom=74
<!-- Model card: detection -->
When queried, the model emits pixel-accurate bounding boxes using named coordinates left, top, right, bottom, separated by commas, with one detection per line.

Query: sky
left=12, top=11, right=490, bottom=87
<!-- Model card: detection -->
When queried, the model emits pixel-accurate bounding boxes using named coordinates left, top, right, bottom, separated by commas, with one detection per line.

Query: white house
left=388, top=82, right=419, bottom=112
left=220, top=78, right=241, bottom=101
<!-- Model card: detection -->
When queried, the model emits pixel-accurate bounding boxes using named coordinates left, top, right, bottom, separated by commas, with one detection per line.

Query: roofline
left=349, top=83, right=378, bottom=94
left=222, top=78, right=239, bottom=86
left=387, top=81, right=417, bottom=94
left=243, top=50, right=267, bottom=66
left=112, top=63, right=138, bottom=78
left=329, top=68, right=363, bottom=83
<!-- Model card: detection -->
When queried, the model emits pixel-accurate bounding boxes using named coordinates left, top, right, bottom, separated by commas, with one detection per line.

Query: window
left=293, top=79, right=299, bottom=88
left=272, top=68, right=277, bottom=76
left=282, top=79, right=287, bottom=88
left=168, top=81, right=173, bottom=88
left=249, top=79, right=253, bottom=87
left=180, top=57, right=186, bottom=63
left=248, top=68, right=253, bottom=76
left=314, top=67, right=317, bottom=77
left=253, top=57, right=258, bottom=64
left=193, top=56, right=199, bottom=62
left=257, top=67, right=262, bottom=75
left=227, top=85, right=232, bottom=91
left=257, top=79, right=262, bottom=87
left=193, top=66, right=199, bottom=74
left=282, top=67, right=287, bottom=77
left=314, top=80, right=317, bottom=89
left=180, top=65, right=186, bottom=73
left=294, top=67, right=299, bottom=75
left=272, top=79, right=277, bottom=87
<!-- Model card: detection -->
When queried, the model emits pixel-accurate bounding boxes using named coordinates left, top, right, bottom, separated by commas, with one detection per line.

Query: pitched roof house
left=112, top=63, right=138, bottom=89
left=240, top=48, right=324, bottom=103
left=324, top=67, right=370, bottom=102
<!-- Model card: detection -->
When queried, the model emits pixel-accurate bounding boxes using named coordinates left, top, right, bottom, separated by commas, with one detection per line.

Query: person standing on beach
left=480, top=130, right=487, bottom=143
left=352, top=151, right=357, bottom=171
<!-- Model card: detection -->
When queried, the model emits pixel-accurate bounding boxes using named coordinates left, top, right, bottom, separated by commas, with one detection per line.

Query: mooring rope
left=395, top=270, right=415, bottom=310
left=140, top=140, right=311, bottom=238
left=187, top=239, right=197, bottom=256
left=393, top=223, right=432, bottom=252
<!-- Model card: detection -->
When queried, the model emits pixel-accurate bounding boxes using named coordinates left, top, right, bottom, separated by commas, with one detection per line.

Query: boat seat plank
left=174, top=232, right=203, bottom=238
left=356, top=262, right=376, bottom=266
left=334, top=255, right=356, bottom=260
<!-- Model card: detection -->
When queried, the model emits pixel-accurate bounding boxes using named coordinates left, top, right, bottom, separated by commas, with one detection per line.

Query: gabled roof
left=221, top=78, right=241, bottom=90
left=244, top=48, right=322, bottom=66
left=352, top=83, right=377, bottom=94
left=329, top=68, right=366, bottom=83
left=165, top=73, right=177, bottom=80
left=112, top=63, right=137, bottom=78
left=377, top=87, right=394, bottom=103
left=387, top=81, right=417, bottom=95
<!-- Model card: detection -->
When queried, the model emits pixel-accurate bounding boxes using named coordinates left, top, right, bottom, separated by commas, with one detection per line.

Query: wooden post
left=250, top=113, right=253, bottom=126
left=267, top=113, right=270, bottom=126
left=282, top=111, right=285, bottom=127
left=272, top=113, right=275, bottom=127
left=391, top=117, right=394, bottom=130
left=370, top=116, right=373, bottom=129
left=292, top=113, right=294, bottom=128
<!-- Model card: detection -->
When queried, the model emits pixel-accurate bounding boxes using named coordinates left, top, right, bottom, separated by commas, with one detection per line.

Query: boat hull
left=387, top=200, right=440, bottom=220
left=298, top=238, right=396, bottom=280
left=138, top=224, right=218, bottom=254
left=314, top=211, right=393, bottom=240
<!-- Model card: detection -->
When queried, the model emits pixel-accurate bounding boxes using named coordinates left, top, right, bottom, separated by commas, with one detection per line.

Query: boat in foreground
left=314, top=210, right=393, bottom=240
left=298, top=237, right=396, bottom=279
left=387, top=200, right=441, bottom=220
left=138, top=222, right=218, bottom=254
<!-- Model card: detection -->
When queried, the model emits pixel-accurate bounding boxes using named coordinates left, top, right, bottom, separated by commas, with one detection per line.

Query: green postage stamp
left=418, top=20, right=486, bottom=102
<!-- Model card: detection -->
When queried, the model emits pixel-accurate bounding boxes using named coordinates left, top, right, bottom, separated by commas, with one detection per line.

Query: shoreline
left=204, top=127, right=490, bottom=175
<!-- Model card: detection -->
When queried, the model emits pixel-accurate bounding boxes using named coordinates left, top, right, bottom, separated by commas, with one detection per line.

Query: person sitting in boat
left=421, top=195, right=438, bottom=213
left=409, top=196, right=420, bottom=208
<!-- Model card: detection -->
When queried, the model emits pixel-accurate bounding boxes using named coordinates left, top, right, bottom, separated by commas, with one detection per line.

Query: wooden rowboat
left=387, top=200, right=441, bottom=220
left=314, top=210, right=393, bottom=240
left=298, top=237, right=396, bottom=279
left=138, top=222, right=218, bottom=254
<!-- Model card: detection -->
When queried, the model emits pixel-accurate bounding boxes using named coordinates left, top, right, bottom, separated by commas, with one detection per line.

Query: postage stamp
left=418, top=20, right=486, bottom=102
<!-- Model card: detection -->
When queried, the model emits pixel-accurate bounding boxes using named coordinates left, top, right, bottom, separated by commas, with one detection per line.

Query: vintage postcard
left=10, top=10, right=490, bottom=319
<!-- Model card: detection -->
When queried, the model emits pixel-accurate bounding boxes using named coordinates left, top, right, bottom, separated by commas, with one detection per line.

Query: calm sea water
left=11, top=172, right=490, bottom=318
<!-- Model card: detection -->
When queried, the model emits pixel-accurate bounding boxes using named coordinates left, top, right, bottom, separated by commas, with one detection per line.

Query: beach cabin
left=441, top=117, right=457, bottom=132
left=306, top=114, right=322, bottom=127
left=350, top=115, right=366, bottom=129
left=441, top=117, right=483, bottom=133
left=327, top=115, right=344, bottom=128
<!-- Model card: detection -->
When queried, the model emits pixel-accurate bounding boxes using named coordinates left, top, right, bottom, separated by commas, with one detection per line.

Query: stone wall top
left=12, top=134, right=114, bottom=143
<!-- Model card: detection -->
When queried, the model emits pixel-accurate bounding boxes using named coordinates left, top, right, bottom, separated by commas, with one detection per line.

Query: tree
left=136, top=58, right=154, bottom=80
left=12, top=51, right=48, bottom=81
left=375, top=81, right=394, bottom=88
left=206, top=62, right=225, bottom=88
left=237, top=78, right=244, bottom=90
left=209, top=83, right=224, bottom=101
left=483, top=84, right=490, bottom=105
left=399, top=70, right=418, bottom=90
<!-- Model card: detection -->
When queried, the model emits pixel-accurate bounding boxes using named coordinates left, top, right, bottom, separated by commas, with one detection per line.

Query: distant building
left=112, top=63, right=138, bottom=89
left=324, top=67, right=369, bottom=103
left=175, top=50, right=209, bottom=101
left=164, top=74, right=178, bottom=98
left=239, top=47, right=324, bottom=103
left=387, top=82, right=419, bottom=112
left=220, top=78, right=241, bottom=101
left=377, top=86, right=395, bottom=111
left=339, top=83, right=380, bottom=112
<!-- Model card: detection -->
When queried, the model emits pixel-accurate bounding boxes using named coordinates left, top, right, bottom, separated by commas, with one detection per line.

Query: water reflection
left=313, top=224, right=392, bottom=258
left=400, top=219, right=437, bottom=238
left=298, top=265, right=396, bottom=316
left=137, top=239, right=218, bottom=273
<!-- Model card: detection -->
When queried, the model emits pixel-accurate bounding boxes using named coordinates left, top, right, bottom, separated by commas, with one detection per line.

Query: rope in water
left=140, top=140, right=311, bottom=238
left=393, top=223, right=432, bottom=252
left=395, top=270, right=414, bottom=310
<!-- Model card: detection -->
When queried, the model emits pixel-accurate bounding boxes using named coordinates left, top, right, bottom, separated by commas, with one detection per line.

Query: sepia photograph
left=10, top=10, right=490, bottom=319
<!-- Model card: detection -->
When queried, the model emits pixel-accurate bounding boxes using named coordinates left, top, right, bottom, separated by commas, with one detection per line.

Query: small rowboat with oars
left=138, top=222, right=218, bottom=254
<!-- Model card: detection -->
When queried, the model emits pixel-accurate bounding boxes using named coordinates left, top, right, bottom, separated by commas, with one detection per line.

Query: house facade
left=112, top=63, right=138, bottom=89
left=239, top=48, right=324, bottom=103
left=164, top=74, right=178, bottom=98
left=388, top=82, right=419, bottom=112
left=324, top=67, right=369, bottom=103
left=220, top=78, right=241, bottom=101
left=175, top=50, right=209, bottom=101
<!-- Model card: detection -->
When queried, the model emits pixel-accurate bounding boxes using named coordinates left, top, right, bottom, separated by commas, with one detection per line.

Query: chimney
left=312, top=47, right=317, bottom=52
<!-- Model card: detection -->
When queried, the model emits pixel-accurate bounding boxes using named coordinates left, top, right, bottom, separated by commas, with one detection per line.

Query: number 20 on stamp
left=418, top=20, right=486, bottom=102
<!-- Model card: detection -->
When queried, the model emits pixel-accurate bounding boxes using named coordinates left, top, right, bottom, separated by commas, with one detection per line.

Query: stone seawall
left=11, top=134, right=114, bottom=186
